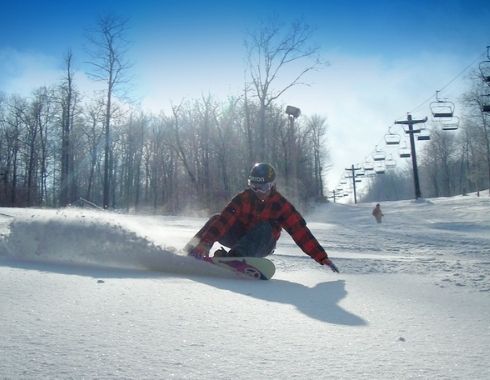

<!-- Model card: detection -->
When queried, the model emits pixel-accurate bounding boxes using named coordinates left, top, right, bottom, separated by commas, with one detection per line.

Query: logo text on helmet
left=249, top=176, right=266, bottom=182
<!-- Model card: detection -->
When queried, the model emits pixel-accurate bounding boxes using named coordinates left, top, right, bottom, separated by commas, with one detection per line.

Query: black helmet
left=248, top=163, right=276, bottom=184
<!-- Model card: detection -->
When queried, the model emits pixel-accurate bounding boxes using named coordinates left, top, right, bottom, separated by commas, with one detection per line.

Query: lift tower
left=345, top=164, right=363, bottom=204
left=395, top=114, right=428, bottom=199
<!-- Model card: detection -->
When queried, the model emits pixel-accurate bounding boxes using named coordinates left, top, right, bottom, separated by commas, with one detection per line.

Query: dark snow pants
left=196, top=214, right=277, bottom=257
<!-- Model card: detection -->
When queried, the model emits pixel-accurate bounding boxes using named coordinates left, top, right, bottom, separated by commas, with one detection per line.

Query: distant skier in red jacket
left=372, top=203, right=384, bottom=224
left=185, top=163, right=339, bottom=273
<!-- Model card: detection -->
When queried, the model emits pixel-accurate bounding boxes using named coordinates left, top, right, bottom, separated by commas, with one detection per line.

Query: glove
left=189, top=242, right=212, bottom=258
left=320, top=257, right=340, bottom=273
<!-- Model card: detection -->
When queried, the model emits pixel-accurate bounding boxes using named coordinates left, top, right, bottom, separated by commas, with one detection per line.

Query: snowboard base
left=203, top=256, right=275, bottom=280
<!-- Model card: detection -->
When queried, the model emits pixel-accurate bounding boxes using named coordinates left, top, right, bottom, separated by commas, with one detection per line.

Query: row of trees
left=0, top=17, right=329, bottom=213
left=363, top=71, right=490, bottom=201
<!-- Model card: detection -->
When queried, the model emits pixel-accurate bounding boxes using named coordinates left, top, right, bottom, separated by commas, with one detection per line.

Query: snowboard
left=202, top=256, right=275, bottom=280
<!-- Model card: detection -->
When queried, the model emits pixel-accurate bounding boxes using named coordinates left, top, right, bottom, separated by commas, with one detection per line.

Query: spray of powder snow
left=0, top=208, right=233, bottom=278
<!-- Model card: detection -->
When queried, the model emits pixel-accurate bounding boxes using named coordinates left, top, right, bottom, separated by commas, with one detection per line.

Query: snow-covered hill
left=1, top=194, right=489, bottom=379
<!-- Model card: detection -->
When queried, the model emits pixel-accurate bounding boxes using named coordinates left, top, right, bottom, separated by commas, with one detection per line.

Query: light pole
left=285, top=105, right=301, bottom=119
left=285, top=105, right=301, bottom=190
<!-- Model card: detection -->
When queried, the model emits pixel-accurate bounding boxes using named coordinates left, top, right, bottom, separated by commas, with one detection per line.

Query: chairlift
left=363, top=161, right=374, bottom=171
left=430, top=91, right=455, bottom=118
left=355, top=178, right=362, bottom=183
left=417, top=128, right=431, bottom=141
left=479, top=61, right=490, bottom=83
left=441, top=116, right=460, bottom=131
left=384, top=127, right=401, bottom=145
left=385, top=154, right=396, bottom=169
left=372, top=146, right=386, bottom=161
left=479, top=46, right=490, bottom=84
left=430, top=116, right=459, bottom=131
left=481, top=94, right=490, bottom=113
left=399, top=146, right=411, bottom=158
left=375, top=167, right=385, bottom=175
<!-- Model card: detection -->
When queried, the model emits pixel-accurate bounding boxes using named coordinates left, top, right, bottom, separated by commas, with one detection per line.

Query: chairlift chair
left=384, top=132, right=401, bottom=145
left=479, top=46, right=490, bottom=84
left=363, top=161, right=374, bottom=171
left=431, top=116, right=459, bottom=131
left=374, top=162, right=385, bottom=174
left=372, top=146, right=386, bottom=161
left=479, top=61, right=490, bottom=83
left=430, top=91, right=455, bottom=118
left=441, top=116, right=460, bottom=131
left=481, top=94, right=490, bottom=113
left=385, top=154, right=396, bottom=169
left=384, top=126, right=401, bottom=145
left=399, top=147, right=411, bottom=158
left=417, top=128, right=431, bottom=141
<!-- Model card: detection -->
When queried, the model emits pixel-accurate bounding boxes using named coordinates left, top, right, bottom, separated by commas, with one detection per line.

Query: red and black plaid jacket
left=200, top=188, right=328, bottom=263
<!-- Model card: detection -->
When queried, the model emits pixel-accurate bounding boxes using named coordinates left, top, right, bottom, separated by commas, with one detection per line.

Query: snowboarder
left=372, top=203, right=384, bottom=223
left=184, top=163, right=339, bottom=273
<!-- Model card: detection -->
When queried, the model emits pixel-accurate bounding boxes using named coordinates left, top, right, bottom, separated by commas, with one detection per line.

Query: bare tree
left=421, top=128, right=456, bottom=196
left=33, top=87, right=55, bottom=206
left=1, top=96, right=24, bottom=205
left=306, top=115, right=329, bottom=199
left=245, top=18, right=324, bottom=159
left=86, top=15, right=132, bottom=208
left=59, top=50, right=77, bottom=206
left=169, top=103, right=198, bottom=186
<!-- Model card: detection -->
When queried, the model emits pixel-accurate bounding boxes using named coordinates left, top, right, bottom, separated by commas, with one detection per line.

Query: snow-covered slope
left=1, top=194, right=489, bottom=379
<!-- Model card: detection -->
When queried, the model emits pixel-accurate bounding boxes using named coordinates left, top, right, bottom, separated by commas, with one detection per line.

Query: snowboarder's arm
left=279, top=199, right=338, bottom=271
left=199, top=194, right=242, bottom=246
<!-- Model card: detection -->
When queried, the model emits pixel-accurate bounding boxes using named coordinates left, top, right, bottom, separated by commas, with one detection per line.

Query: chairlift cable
left=409, top=51, right=484, bottom=115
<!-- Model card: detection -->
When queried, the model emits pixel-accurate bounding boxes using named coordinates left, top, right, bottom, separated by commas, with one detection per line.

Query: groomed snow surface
left=1, top=193, right=489, bottom=379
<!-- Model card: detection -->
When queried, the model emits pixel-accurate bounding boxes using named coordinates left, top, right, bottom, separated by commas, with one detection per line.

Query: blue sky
left=1, top=0, right=489, bottom=193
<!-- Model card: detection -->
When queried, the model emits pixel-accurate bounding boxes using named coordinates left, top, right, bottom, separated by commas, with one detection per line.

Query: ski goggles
left=248, top=180, right=274, bottom=193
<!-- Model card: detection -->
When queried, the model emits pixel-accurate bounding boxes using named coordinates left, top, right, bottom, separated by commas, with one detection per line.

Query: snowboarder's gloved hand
left=189, top=242, right=212, bottom=258
left=320, top=257, right=340, bottom=273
